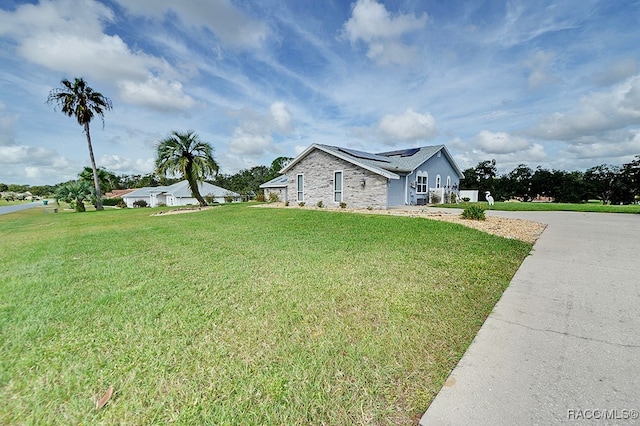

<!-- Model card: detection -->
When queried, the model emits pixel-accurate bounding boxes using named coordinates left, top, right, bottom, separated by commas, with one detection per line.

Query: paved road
left=420, top=210, right=640, bottom=425
left=0, top=201, right=49, bottom=215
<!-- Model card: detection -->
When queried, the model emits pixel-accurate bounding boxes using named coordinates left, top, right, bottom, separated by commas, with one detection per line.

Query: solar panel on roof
left=378, top=147, right=420, bottom=157
left=338, top=147, right=390, bottom=162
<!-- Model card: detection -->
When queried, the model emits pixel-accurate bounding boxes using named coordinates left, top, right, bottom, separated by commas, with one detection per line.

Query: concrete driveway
left=0, top=201, right=49, bottom=215
left=420, top=210, right=640, bottom=425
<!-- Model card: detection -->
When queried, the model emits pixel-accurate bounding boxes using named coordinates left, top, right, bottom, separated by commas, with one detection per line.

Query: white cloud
left=113, top=0, right=268, bottom=49
left=342, top=0, right=427, bottom=65
left=98, top=155, right=155, bottom=174
left=117, top=78, right=196, bottom=111
left=563, top=129, right=640, bottom=160
left=226, top=102, right=294, bottom=156
left=228, top=128, right=274, bottom=156
left=592, top=58, right=638, bottom=86
left=269, top=102, right=293, bottom=134
left=531, top=74, right=640, bottom=140
left=0, top=0, right=194, bottom=112
left=378, top=109, right=436, bottom=142
left=473, top=130, right=531, bottom=154
left=524, top=50, right=562, bottom=89
left=0, top=145, right=58, bottom=164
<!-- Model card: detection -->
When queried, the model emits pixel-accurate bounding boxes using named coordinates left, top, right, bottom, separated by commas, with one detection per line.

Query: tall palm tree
left=47, top=77, right=112, bottom=211
left=155, top=131, right=219, bottom=207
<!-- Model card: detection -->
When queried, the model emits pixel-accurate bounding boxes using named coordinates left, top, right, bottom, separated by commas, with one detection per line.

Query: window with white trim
left=416, top=171, right=428, bottom=193
left=446, top=176, right=451, bottom=188
left=297, top=174, right=304, bottom=201
left=436, top=174, right=441, bottom=188
left=334, top=171, right=343, bottom=203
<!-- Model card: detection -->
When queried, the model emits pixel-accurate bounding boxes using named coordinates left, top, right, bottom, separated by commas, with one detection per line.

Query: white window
left=297, top=174, right=304, bottom=201
left=436, top=174, right=441, bottom=188
left=416, top=171, right=428, bottom=194
left=446, top=176, right=451, bottom=188
left=334, top=171, right=343, bottom=203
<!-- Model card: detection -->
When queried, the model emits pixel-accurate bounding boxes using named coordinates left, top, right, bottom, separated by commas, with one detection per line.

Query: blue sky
left=1, top=0, right=639, bottom=185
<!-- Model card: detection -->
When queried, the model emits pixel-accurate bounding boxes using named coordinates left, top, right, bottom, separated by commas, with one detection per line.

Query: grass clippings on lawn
left=0, top=204, right=532, bottom=425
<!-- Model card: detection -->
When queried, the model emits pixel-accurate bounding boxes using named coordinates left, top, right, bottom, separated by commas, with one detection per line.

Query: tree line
left=462, top=157, right=640, bottom=204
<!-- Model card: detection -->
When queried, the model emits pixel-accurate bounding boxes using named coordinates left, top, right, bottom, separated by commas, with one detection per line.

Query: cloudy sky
left=1, top=0, right=639, bottom=185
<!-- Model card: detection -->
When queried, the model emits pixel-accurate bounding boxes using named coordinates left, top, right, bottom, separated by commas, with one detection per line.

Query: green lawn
left=0, top=199, right=33, bottom=206
left=0, top=204, right=531, bottom=424
left=445, top=201, right=640, bottom=213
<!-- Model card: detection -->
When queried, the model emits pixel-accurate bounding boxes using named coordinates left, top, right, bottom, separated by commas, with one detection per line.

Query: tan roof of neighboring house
left=104, top=189, right=137, bottom=198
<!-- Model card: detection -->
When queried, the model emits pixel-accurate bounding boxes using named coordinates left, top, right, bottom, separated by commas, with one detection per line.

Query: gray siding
left=286, top=149, right=388, bottom=209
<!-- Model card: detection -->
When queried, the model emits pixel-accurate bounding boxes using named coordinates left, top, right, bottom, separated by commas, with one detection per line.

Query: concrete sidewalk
left=420, top=211, right=640, bottom=425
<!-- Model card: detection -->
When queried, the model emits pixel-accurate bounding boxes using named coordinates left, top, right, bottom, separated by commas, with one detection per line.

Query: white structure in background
left=122, top=180, right=240, bottom=208
left=458, top=190, right=479, bottom=202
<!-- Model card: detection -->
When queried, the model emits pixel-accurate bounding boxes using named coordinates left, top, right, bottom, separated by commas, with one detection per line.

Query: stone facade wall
left=263, top=187, right=286, bottom=202
left=286, top=149, right=389, bottom=209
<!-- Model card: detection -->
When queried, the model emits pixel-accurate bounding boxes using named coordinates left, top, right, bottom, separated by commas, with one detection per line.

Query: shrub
left=298, top=202, right=305, bottom=207
left=204, top=194, right=217, bottom=205
left=133, top=199, right=148, bottom=208
left=255, top=192, right=266, bottom=202
left=316, top=200, right=324, bottom=208
left=268, top=192, right=279, bottom=203
left=116, top=200, right=127, bottom=208
left=340, top=202, right=347, bottom=209
left=102, top=197, right=122, bottom=206
left=462, top=197, right=470, bottom=202
left=461, top=204, right=485, bottom=220
left=450, top=193, right=457, bottom=203
left=285, top=201, right=289, bottom=206
left=224, top=193, right=235, bottom=203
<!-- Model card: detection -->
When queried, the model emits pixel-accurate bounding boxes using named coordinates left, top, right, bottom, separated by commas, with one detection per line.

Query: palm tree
left=47, top=77, right=113, bottom=211
left=54, top=181, right=94, bottom=212
left=155, top=131, right=219, bottom=206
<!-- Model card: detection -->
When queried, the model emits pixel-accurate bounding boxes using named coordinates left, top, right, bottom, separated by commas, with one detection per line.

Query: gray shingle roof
left=259, top=175, right=288, bottom=188
left=123, top=181, right=239, bottom=198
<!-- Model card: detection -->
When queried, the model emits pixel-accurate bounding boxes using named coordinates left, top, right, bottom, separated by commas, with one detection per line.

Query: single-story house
left=122, top=180, right=240, bottom=208
left=260, top=143, right=464, bottom=209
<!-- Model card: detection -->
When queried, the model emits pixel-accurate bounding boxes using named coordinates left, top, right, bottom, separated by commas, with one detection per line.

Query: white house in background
left=122, top=180, right=240, bottom=208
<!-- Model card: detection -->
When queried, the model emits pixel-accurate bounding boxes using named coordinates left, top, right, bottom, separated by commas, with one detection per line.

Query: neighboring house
left=122, top=180, right=240, bottom=208
left=260, top=143, right=464, bottom=209
left=104, top=189, right=136, bottom=199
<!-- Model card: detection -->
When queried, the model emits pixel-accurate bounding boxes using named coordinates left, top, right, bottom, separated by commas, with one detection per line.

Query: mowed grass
left=444, top=200, right=640, bottom=213
left=0, top=204, right=531, bottom=424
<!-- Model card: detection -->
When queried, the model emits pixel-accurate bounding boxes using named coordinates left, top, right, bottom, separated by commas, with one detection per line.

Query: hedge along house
left=261, top=144, right=464, bottom=209
left=122, top=180, right=240, bottom=208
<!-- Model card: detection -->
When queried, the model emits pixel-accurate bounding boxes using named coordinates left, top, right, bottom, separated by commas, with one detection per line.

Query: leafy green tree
left=530, top=167, right=555, bottom=200
left=553, top=170, right=588, bottom=203
left=54, top=181, right=94, bottom=212
left=79, top=167, right=119, bottom=194
left=29, top=185, right=55, bottom=197
left=584, top=164, right=619, bottom=204
left=505, top=164, right=534, bottom=201
left=0, top=183, right=8, bottom=192
left=155, top=131, right=219, bottom=207
left=462, top=159, right=499, bottom=198
left=266, top=156, right=293, bottom=181
left=47, top=77, right=113, bottom=211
